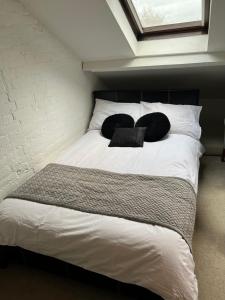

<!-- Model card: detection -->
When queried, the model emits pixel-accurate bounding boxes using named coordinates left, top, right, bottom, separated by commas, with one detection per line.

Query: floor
left=192, top=156, right=225, bottom=300
left=0, top=156, right=225, bottom=300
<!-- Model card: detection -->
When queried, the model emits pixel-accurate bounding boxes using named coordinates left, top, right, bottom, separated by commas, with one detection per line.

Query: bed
left=0, top=90, right=203, bottom=300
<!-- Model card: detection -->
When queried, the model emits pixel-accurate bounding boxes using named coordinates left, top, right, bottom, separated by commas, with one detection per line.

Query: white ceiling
left=20, top=0, right=225, bottom=66
left=20, top=0, right=135, bottom=61
left=19, top=0, right=225, bottom=95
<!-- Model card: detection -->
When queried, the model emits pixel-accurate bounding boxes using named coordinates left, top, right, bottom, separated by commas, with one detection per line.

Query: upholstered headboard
left=93, top=90, right=199, bottom=106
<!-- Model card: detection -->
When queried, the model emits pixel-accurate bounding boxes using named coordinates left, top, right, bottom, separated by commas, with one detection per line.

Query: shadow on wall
left=200, top=98, right=224, bottom=156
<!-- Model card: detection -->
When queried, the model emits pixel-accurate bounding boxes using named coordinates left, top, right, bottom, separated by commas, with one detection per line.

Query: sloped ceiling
left=19, top=0, right=135, bottom=61
left=19, top=0, right=225, bottom=97
left=20, top=0, right=225, bottom=69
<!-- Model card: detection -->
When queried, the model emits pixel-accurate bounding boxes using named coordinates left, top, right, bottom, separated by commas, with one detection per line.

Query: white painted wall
left=208, top=0, right=225, bottom=52
left=0, top=0, right=104, bottom=199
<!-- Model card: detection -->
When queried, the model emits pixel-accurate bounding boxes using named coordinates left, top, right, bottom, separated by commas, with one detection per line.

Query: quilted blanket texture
left=7, top=163, right=196, bottom=248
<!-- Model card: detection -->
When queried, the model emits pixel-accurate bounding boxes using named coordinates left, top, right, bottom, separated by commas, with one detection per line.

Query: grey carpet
left=0, top=156, right=224, bottom=300
left=193, top=156, right=225, bottom=300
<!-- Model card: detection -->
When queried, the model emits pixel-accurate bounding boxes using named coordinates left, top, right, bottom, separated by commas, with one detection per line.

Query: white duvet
left=0, top=131, right=204, bottom=300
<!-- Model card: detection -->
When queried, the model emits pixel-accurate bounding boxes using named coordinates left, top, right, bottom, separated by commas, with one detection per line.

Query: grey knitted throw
left=7, top=163, right=197, bottom=249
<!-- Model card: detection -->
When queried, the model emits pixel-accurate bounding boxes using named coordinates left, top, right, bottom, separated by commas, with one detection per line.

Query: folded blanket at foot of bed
left=7, top=163, right=196, bottom=249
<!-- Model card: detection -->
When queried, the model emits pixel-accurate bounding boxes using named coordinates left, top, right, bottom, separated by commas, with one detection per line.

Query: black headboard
left=93, top=90, right=199, bottom=106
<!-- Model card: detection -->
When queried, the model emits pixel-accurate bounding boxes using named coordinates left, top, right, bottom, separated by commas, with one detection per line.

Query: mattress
left=0, top=131, right=204, bottom=300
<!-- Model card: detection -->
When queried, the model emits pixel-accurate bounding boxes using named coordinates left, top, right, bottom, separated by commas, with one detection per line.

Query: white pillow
left=89, top=98, right=141, bottom=130
left=141, top=101, right=202, bottom=140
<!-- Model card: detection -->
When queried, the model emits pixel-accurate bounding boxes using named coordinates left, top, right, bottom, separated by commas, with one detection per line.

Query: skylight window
left=120, top=0, right=210, bottom=39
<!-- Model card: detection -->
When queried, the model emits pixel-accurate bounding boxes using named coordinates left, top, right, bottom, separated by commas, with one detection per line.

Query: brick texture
left=0, top=0, right=103, bottom=199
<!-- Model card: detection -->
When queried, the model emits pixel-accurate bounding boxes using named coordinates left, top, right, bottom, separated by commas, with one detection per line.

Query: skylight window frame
left=120, top=0, right=210, bottom=40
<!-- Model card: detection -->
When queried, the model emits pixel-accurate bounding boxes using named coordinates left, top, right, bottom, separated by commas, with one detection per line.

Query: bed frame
left=0, top=89, right=199, bottom=300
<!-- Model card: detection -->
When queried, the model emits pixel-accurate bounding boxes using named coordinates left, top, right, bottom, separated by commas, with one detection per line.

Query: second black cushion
left=101, top=114, right=135, bottom=139
left=135, top=113, right=170, bottom=142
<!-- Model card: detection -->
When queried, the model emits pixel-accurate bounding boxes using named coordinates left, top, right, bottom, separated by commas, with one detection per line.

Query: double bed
left=0, top=90, right=203, bottom=300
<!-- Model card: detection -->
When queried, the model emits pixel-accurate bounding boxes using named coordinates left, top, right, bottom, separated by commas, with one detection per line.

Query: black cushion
left=109, top=127, right=146, bottom=148
left=135, top=113, right=170, bottom=142
left=101, top=114, right=134, bottom=139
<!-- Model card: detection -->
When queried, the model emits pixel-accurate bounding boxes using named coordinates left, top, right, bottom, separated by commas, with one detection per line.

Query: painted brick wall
left=0, top=0, right=103, bottom=199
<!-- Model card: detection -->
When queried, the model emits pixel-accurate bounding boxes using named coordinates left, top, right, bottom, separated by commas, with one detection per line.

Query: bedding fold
left=7, top=163, right=196, bottom=249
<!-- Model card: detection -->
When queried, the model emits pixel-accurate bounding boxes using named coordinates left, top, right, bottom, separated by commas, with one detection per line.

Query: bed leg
left=0, top=246, right=9, bottom=268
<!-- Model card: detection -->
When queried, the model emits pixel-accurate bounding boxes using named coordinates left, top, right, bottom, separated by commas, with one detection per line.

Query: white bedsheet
left=0, top=131, right=204, bottom=300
